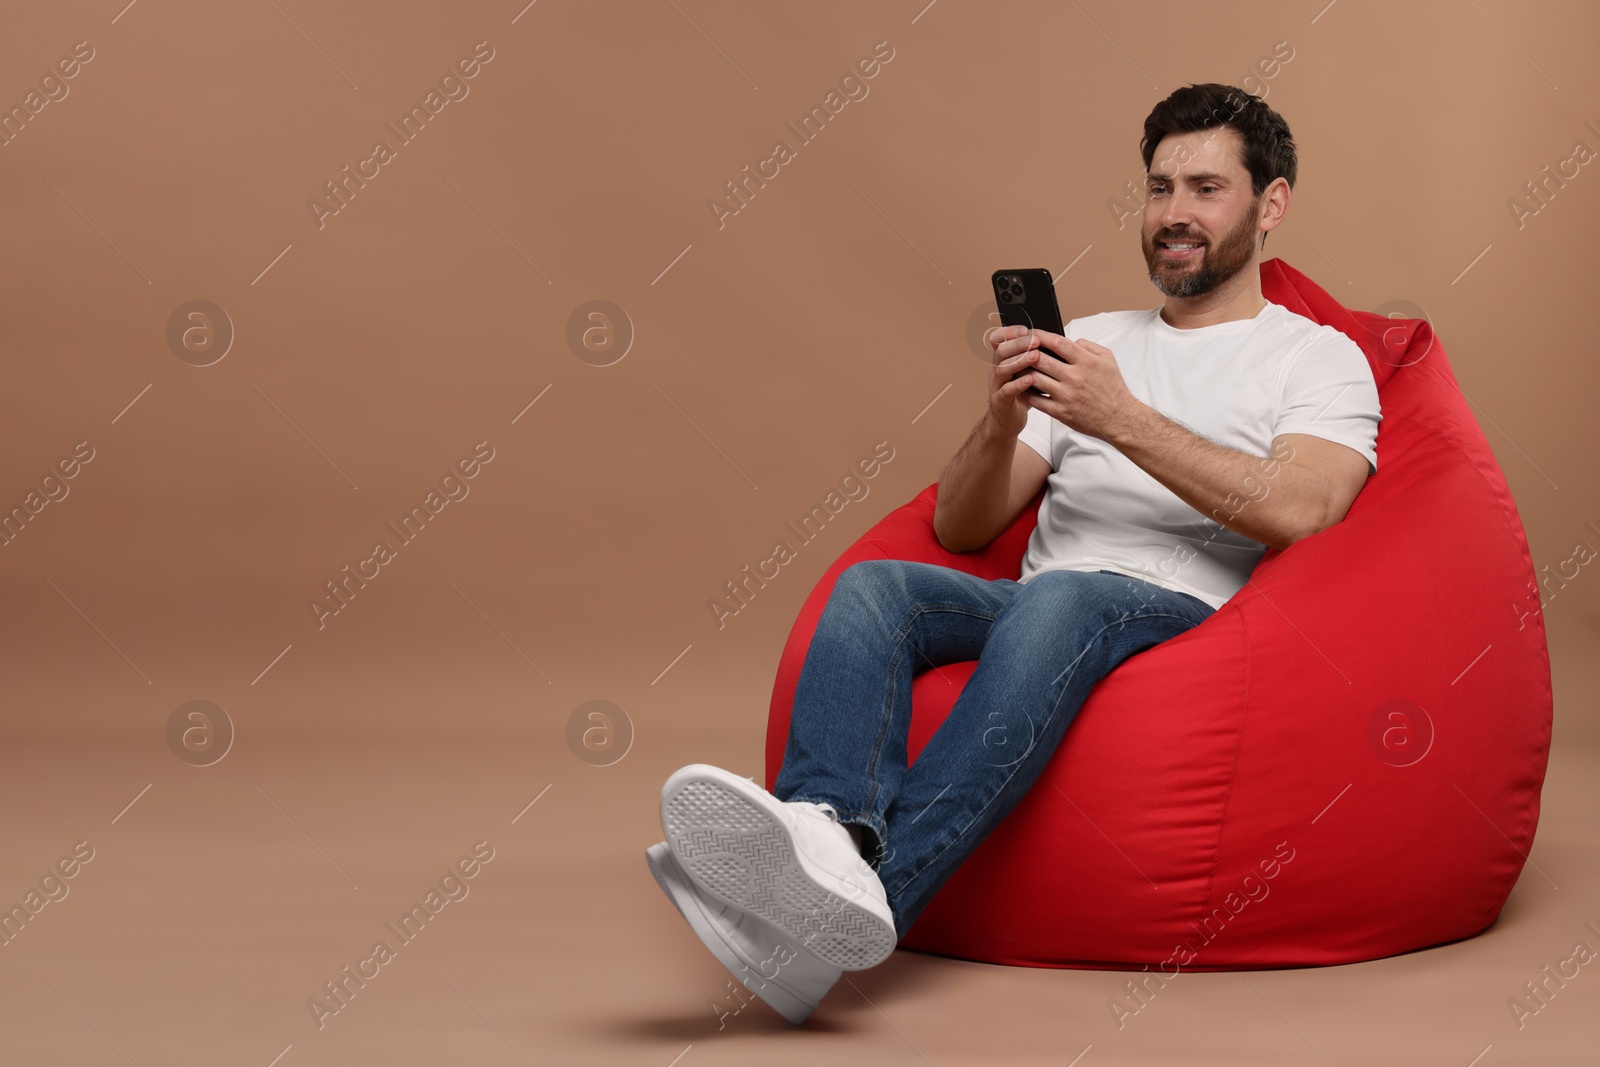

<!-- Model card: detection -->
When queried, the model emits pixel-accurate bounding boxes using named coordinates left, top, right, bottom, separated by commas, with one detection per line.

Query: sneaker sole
left=661, top=767, right=897, bottom=971
left=644, top=842, right=822, bottom=1024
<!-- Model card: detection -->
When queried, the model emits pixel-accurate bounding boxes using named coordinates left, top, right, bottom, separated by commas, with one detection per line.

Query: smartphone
left=991, top=269, right=1066, bottom=397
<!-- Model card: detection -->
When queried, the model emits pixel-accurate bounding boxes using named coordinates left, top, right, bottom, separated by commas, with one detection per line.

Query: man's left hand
left=998, top=330, right=1142, bottom=443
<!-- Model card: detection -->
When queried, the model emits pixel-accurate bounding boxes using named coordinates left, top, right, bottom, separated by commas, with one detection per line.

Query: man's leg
left=771, top=558, right=1020, bottom=860
left=868, top=568, right=1214, bottom=937
left=652, top=558, right=1022, bottom=1010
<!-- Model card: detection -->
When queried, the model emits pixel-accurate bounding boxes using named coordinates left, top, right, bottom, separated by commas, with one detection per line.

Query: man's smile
left=1157, top=236, right=1205, bottom=259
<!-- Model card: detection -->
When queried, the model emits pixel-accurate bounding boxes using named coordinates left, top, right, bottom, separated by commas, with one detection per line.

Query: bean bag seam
left=1196, top=606, right=1253, bottom=930
left=1409, top=355, right=1542, bottom=583
left=1398, top=356, right=1554, bottom=875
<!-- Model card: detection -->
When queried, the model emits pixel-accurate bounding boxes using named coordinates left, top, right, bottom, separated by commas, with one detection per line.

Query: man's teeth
left=1164, top=242, right=1200, bottom=248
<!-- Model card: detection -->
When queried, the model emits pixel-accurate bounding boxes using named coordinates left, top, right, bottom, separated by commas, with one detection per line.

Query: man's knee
left=834, top=559, right=907, bottom=603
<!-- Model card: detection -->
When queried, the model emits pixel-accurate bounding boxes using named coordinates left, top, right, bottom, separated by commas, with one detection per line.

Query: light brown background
left=1, top=1, right=1596, bottom=1064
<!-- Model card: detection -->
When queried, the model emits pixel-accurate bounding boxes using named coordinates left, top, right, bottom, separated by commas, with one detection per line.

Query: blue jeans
left=771, top=560, right=1215, bottom=939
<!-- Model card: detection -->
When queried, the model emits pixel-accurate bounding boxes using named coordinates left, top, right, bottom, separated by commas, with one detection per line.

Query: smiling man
left=646, top=83, right=1381, bottom=1025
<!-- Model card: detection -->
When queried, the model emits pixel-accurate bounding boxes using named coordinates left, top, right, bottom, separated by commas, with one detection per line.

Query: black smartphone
left=991, top=268, right=1065, bottom=397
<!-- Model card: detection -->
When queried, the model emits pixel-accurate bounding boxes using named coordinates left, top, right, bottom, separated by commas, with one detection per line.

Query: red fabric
left=763, top=258, right=1552, bottom=969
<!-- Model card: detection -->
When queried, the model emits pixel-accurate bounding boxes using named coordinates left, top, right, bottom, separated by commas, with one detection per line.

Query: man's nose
left=1160, top=188, right=1194, bottom=228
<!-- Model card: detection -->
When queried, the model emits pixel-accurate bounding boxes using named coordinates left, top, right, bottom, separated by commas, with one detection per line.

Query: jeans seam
left=865, top=600, right=1004, bottom=821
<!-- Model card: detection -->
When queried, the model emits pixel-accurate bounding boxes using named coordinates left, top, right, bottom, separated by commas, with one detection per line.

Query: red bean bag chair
left=764, top=258, right=1552, bottom=970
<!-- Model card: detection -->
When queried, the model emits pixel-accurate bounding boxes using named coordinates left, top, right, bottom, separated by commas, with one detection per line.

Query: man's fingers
left=990, top=323, right=1028, bottom=344
left=995, top=329, right=1040, bottom=362
left=1034, top=331, right=1075, bottom=361
left=1007, top=372, right=1041, bottom=396
left=985, top=326, right=1036, bottom=355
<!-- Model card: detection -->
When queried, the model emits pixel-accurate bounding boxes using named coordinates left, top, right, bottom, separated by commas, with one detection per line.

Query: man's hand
left=988, top=324, right=1370, bottom=551
left=983, top=323, right=1047, bottom=438
left=994, top=328, right=1140, bottom=443
left=930, top=325, right=1056, bottom=555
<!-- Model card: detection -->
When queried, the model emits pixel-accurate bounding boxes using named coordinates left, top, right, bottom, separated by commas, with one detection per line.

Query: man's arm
left=933, top=413, right=1051, bottom=553
left=1000, top=328, right=1369, bottom=551
left=1108, top=410, right=1368, bottom=550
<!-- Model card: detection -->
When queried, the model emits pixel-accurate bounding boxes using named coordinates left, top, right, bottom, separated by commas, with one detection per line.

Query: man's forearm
left=933, top=413, right=1016, bottom=552
left=1107, top=401, right=1322, bottom=550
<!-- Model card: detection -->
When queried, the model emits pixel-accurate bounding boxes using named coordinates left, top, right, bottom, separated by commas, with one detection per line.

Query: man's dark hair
left=1140, top=83, right=1297, bottom=197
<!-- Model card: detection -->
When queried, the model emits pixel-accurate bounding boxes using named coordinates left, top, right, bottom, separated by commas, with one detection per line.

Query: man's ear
left=1260, top=178, right=1290, bottom=231
left=1257, top=177, right=1290, bottom=249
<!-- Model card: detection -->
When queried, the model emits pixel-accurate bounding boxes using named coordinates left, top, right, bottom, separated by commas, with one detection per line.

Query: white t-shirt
left=1015, top=301, right=1380, bottom=610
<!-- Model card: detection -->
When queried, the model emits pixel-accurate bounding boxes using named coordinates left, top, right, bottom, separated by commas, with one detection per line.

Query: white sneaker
left=645, top=841, right=841, bottom=1024
left=659, top=763, right=898, bottom=971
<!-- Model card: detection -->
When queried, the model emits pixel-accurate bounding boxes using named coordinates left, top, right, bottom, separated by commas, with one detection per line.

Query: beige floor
left=0, top=621, right=1591, bottom=1066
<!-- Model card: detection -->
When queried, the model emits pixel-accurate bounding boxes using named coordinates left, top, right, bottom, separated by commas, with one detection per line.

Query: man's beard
left=1143, top=196, right=1261, bottom=298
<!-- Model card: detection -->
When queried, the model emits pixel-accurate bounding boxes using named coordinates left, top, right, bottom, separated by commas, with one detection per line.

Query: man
left=646, top=82, right=1381, bottom=1025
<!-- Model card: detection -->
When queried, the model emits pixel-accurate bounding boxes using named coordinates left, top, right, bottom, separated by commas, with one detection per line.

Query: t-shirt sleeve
left=1275, top=330, right=1382, bottom=476
left=1017, top=404, right=1053, bottom=464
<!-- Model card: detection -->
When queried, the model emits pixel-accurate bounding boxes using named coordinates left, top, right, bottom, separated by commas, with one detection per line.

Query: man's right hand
left=935, top=325, right=1056, bottom=553
left=987, top=323, right=1043, bottom=437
